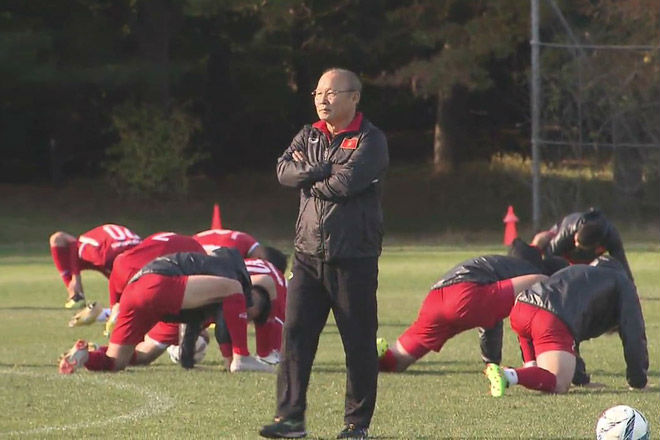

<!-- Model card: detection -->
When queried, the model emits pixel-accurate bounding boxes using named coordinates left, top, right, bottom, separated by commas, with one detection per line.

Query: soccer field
left=0, top=245, right=657, bottom=439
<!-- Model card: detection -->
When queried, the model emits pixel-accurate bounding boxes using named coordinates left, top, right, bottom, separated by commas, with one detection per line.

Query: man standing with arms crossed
left=260, top=68, right=389, bottom=440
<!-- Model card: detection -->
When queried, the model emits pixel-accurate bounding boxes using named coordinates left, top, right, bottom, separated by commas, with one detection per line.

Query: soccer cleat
left=484, top=363, right=508, bottom=397
left=259, top=417, right=306, bottom=438
left=337, top=424, right=369, bottom=439
left=230, top=355, right=275, bottom=373
left=58, top=339, right=90, bottom=374
left=68, top=301, right=103, bottom=327
left=64, top=294, right=86, bottom=309
left=257, top=350, right=281, bottom=366
left=376, top=337, right=388, bottom=358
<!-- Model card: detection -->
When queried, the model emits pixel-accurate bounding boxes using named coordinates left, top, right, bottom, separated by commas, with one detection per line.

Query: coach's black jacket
left=276, top=114, right=389, bottom=261
left=431, top=255, right=546, bottom=365
left=546, top=209, right=633, bottom=280
left=516, top=256, right=648, bottom=389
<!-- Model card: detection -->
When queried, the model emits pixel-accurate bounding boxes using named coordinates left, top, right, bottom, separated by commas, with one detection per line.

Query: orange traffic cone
left=211, top=203, right=222, bottom=230
left=503, top=205, right=519, bottom=246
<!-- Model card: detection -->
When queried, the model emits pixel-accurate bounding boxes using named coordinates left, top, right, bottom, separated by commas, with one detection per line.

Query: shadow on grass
left=0, top=363, right=58, bottom=369
left=0, top=306, right=63, bottom=311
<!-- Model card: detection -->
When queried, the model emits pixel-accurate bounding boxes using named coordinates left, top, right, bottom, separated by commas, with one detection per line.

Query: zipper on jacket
left=318, top=133, right=331, bottom=258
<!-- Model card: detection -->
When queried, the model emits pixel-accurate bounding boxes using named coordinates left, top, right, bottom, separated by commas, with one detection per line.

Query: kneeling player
left=378, top=255, right=547, bottom=373
left=58, top=248, right=267, bottom=373
left=484, top=256, right=647, bottom=396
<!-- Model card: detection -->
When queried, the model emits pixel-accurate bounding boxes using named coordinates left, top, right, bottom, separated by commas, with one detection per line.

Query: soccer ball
left=596, top=405, right=649, bottom=440
left=167, top=331, right=209, bottom=365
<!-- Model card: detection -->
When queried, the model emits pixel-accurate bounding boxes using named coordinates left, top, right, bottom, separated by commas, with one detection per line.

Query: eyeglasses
left=311, top=89, right=356, bottom=100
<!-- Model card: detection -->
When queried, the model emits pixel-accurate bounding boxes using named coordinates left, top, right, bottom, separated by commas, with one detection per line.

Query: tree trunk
left=433, top=89, right=452, bottom=173
left=136, top=0, right=181, bottom=107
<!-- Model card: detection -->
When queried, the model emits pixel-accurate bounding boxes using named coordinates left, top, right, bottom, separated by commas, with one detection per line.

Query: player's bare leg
left=105, top=343, right=139, bottom=370
left=485, top=350, right=575, bottom=396
left=536, top=350, right=576, bottom=393
left=50, top=231, right=86, bottom=307
left=180, top=275, right=243, bottom=309
left=378, top=338, right=421, bottom=372
left=133, top=336, right=168, bottom=365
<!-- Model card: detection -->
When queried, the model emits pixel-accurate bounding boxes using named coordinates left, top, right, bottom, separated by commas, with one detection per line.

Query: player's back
left=108, top=232, right=204, bottom=305
left=78, top=224, right=141, bottom=274
left=246, top=258, right=287, bottom=298
left=193, top=229, right=259, bottom=258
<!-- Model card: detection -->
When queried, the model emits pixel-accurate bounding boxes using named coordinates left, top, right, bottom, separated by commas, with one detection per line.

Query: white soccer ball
left=167, top=333, right=209, bottom=365
left=596, top=405, right=649, bottom=440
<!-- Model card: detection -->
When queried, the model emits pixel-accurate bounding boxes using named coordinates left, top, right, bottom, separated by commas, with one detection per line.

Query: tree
left=380, top=1, right=530, bottom=173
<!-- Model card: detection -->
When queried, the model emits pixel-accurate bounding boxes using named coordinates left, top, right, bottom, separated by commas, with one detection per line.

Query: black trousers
left=276, top=252, right=379, bottom=427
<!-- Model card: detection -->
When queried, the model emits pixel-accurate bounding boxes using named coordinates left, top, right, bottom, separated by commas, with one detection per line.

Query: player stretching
left=49, top=224, right=141, bottom=308
left=59, top=248, right=270, bottom=373
left=193, top=228, right=267, bottom=259
left=484, top=256, right=647, bottom=396
left=378, top=255, right=547, bottom=373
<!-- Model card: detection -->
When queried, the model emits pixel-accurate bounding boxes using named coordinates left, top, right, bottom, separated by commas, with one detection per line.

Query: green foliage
left=105, top=103, right=204, bottom=198
left=0, top=247, right=657, bottom=438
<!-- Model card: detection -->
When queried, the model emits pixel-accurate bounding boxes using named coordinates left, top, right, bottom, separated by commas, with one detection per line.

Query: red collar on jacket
left=312, top=112, right=363, bottom=141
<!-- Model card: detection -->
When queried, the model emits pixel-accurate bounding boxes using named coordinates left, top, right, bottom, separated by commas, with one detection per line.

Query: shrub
left=105, top=103, right=204, bottom=198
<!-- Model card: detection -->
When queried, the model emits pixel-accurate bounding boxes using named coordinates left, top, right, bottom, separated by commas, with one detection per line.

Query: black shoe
left=337, top=424, right=368, bottom=439
left=259, top=417, right=307, bottom=438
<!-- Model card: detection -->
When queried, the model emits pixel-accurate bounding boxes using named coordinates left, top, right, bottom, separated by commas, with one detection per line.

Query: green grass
left=0, top=246, right=657, bottom=439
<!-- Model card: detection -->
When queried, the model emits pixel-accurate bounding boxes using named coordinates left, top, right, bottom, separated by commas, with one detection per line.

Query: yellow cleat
left=68, top=302, right=103, bottom=327
left=64, top=296, right=86, bottom=309
left=376, top=337, right=389, bottom=358
left=484, top=363, right=508, bottom=397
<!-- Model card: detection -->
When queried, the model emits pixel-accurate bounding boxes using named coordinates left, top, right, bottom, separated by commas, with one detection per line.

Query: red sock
left=68, top=243, right=80, bottom=275
left=222, top=294, right=250, bottom=356
left=270, top=320, right=283, bottom=353
left=378, top=349, right=398, bottom=372
left=219, top=343, right=233, bottom=358
left=255, top=322, right=273, bottom=357
left=85, top=348, right=116, bottom=371
left=50, top=245, right=74, bottom=286
left=515, top=366, right=557, bottom=392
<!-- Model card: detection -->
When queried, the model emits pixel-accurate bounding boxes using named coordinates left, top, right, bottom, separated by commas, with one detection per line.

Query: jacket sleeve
left=605, top=225, right=634, bottom=281
left=617, top=278, right=648, bottom=388
left=310, top=128, right=388, bottom=201
left=478, top=323, right=503, bottom=364
left=276, top=127, right=332, bottom=189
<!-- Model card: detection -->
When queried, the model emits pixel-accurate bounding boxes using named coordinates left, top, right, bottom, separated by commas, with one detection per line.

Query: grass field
left=0, top=244, right=657, bottom=439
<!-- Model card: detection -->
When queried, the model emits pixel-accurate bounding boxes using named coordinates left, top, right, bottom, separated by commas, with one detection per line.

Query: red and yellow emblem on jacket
left=340, top=137, right=358, bottom=150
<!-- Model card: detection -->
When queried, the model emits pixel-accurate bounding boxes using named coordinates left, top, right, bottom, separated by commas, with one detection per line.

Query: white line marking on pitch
left=0, top=369, right=175, bottom=437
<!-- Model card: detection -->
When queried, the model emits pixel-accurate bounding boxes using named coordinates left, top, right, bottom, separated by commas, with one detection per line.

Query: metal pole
left=531, top=0, right=541, bottom=231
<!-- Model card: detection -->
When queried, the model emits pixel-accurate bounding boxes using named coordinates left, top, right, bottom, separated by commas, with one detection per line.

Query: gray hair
left=322, top=67, right=362, bottom=93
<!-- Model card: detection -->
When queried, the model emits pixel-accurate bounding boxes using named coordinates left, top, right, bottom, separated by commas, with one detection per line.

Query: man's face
left=313, top=71, right=359, bottom=125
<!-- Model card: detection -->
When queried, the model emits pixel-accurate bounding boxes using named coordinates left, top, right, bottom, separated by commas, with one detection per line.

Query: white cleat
left=257, top=350, right=280, bottom=366
left=230, top=355, right=275, bottom=373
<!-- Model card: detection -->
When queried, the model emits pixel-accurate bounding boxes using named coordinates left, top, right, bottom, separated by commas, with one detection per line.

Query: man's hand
left=531, top=230, right=555, bottom=248
left=292, top=150, right=306, bottom=162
